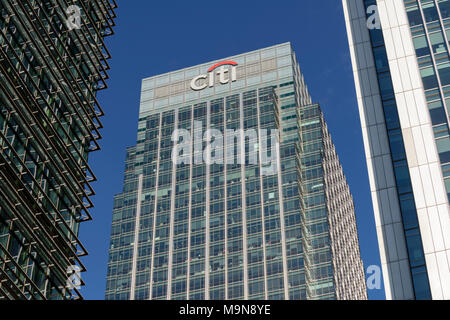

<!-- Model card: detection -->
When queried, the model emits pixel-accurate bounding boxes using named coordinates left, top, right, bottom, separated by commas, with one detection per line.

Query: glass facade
left=105, top=44, right=367, bottom=300
left=405, top=0, right=450, bottom=201
left=0, top=0, right=116, bottom=300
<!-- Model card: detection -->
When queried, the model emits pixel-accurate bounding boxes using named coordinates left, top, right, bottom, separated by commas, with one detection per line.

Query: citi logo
left=190, top=61, right=238, bottom=91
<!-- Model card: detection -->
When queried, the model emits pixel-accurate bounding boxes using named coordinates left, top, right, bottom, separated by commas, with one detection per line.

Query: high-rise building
left=0, top=1, right=116, bottom=300
left=343, top=0, right=450, bottom=299
left=105, top=43, right=367, bottom=300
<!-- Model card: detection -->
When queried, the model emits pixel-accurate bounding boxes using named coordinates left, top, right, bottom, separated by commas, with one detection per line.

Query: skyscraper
left=343, top=0, right=450, bottom=299
left=0, top=1, right=116, bottom=300
left=105, top=43, right=367, bottom=300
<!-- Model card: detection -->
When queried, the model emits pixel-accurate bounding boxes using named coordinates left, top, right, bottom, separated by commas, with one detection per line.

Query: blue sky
left=79, top=0, right=385, bottom=300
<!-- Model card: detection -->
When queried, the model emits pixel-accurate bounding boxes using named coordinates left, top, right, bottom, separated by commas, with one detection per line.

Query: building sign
left=190, top=61, right=238, bottom=91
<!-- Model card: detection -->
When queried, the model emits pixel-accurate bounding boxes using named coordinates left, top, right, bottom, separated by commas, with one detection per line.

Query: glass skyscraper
left=0, top=1, right=116, bottom=300
left=105, top=43, right=367, bottom=300
left=343, top=0, right=450, bottom=299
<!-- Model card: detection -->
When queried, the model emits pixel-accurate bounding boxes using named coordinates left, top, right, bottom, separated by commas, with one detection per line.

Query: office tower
left=342, top=0, right=450, bottom=299
left=0, top=1, right=116, bottom=300
left=105, top=43, right=367, bottom=300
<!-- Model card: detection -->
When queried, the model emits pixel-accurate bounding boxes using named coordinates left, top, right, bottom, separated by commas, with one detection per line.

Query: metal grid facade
left=0, top=0, right=116, bottom=300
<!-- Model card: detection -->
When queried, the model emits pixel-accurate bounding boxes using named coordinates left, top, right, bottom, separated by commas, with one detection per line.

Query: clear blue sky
left=80, top=0, right=386, bottom=300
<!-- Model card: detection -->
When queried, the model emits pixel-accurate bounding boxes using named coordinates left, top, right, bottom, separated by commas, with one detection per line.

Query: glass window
left=428, top=100, right=447, bottom=125
left=277, top=55, right=291, bottom=67
left=156, top=75, right=169, bottom=86
left=246, top=53, right=260, bottom=64
left=261, top=48, right=276, bottom=59
left=421, top=67, right=439, bottom=89
left=388, top=129, right=406, bottom=161
left=399, top=196, right=419, bottom=230
left=278, top=67, right=293, bottom=78
left=439, top=0, right=450, bottom=18
left=368, top=27, right=384, bottom=47
left=276, top=45, right=291, bottom=56
left=445, top=178, right=450, bottom=202
left=411, top=266, right=432, bottom=300
left=378, top=73, right=394, bottom=100
left=406, top=5, right=423, bottom=26
left=406, top=229, right=426, bottom=267
left=413, top=36, right=430, bottom=57
left=394, top=162, right=413, bottom=194
left=373, top=46, right=389, bottom=71
left=383, top=100, right=400, bottom=129
left=423, top=2, right=439, bottom=22
left=434, top=123, right=450, bottom=138
left=430, top=32, right=447, bottom=54
left=262, top=71, right=277, bottom=82
left=438, top=62, right=450, bottom=86
left=436, top=136, right=450, bottom=163
left=247, top=75, right=261, bottom=85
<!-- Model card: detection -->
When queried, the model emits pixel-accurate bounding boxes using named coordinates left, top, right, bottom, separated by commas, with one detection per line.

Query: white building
left=342, top=0, right=450, bottom=299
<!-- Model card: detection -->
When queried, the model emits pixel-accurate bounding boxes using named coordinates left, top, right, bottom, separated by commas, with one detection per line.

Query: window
left=378, top=73, right=395, bottom=100
left=249, top=281, right=266, bottom=296
left=406, top=5, right=423, bottom=26
left=383, top=100, right=400, bottom=129
left=439, top=0, right=450, bottom=18
left=436, top=136, right=450, bottom=163
left=388, top=129, right=406, bottom=161
left=445, top=178, right=450, bottom=202
left=413, top=36, right=430, bottom=57
left=405, top=229, right=426, bottom=267
left=368, top=25, right=384, bottom=46
left=399, top=195, right=419, bottom=230
left=412, top=266, right=432, bottom=300
left=423, top=2, right=440, bottom=22
left=430, top=32, right=447, bottom=54
left=421, top=67, right=439, bottom=90
left=428, top=100, right=447, bottom=125
left=438, top=62, right=450, bottom=86
left=373, top=46, right=389, bottom=71
left=394, top=161, right=413, bottom=194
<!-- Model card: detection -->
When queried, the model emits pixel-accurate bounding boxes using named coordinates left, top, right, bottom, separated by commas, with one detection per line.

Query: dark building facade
left=0, top=0, right=116, bottom=300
